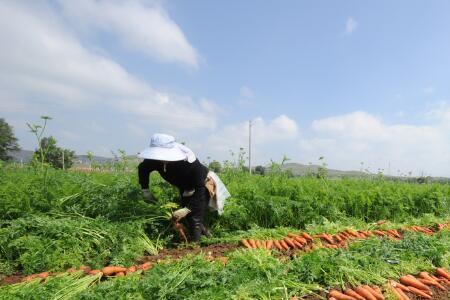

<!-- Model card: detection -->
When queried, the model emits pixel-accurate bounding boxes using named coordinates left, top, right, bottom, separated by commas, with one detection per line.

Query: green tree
left=208, top=160, right=222, bottom=173
left=0, top=118, right=20, bottom=161
left=33, top=136, right=75, bottom=169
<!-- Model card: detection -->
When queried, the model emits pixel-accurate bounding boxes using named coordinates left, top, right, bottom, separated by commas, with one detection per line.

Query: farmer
left=138, top=133, right=229, bottom=242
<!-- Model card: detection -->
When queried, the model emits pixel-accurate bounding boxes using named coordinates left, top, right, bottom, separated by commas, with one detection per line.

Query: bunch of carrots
left=24, top=262, right=152, bottom=282
left=327, top=268, right=450, bottom=300
left=240, top=232, right=314, bottom=251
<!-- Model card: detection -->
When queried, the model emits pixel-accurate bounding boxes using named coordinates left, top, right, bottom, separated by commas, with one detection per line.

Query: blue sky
left=1, top=0, right=450, bottom=176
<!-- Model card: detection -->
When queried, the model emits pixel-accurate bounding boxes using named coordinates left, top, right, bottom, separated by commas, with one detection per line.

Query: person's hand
left=142, top=189, right=156, bottom=204
left=172, top=207, right=191, bottom=221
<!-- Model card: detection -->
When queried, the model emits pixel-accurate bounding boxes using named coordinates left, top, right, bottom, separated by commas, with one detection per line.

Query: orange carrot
left=116, top=272, right=125, bottom=277
left=407, top=286, right=432, bottom=299
left=292, top=240, right=304, bottom=249
left=266, top=240, right=274, bottom=250
left=388, top=284, right=405, bottom=300
left=102, top=266, right=126, bottom=276
left=37, top=272, right=49, bottom=279
left=390, top=281, right=410, bottom=292
left=89, top=269, right=101, bottom=275
left=294, top=236, right=307, bottom=245
left=301, top=232, right=313, bottom=241
left=419, top=278, right=446, bottom=290
left=241, top=239, right=253, bottom=249
left=279, top=240, right=291, bottom=250
left=127, top=266, right=137, bottom=273
left=346, top=229, right=359, bottom=238
left=436, top=268, right=450, bottom=280
left=287, top=232, right=299, bottom=238
left=400, top=275, right=430, bottom=291
left=344, top=289, right=365, bottom=300
left=248, top=239, right=257, bottom=249
left=334, top=235, right=343, bottom=242
left=373, top=230, right=387, bottom=236
left=328, top=289, right=358, bottom=300
left=255, top=240, right=262, bottom=249
left=354, top=286, right=377, bottom=300
left=139, top=262, right=152, bottom=271
left=362, top=285, right=384, bottom=300
left=273, top=240, right=283, bottom=250
left=395, top=287, right=410, bottom=300
left=284, top=237, right=297, bottom=249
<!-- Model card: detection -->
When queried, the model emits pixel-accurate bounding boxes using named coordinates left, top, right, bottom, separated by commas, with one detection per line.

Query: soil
left=136, top=242, right=238, bottom=264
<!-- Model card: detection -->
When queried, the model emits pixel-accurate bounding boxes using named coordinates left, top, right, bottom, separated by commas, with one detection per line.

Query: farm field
left=1, top=164, right=450, bottom=299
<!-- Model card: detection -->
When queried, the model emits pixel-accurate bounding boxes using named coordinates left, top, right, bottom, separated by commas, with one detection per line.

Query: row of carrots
left=24, top=262, right=153, bottom=282
left=327, top=267, right=450, bottom=300
left=240, top=222, right=450, bottom=252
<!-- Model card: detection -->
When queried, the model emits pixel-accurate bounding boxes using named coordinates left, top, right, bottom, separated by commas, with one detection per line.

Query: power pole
left=62, top=151, right=65, bottom=170
left=248, top=120, right=252, bottom=174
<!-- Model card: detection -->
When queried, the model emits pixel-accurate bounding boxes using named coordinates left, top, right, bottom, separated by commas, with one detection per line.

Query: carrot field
left=1, top=164, right=450, bottom=299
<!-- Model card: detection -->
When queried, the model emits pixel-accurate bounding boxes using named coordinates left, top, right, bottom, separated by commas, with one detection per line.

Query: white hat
left=138, top=133, right=196, bottom=162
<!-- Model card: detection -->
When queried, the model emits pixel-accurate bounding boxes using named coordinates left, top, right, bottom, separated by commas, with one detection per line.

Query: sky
left=1, top=0, right=450, bottom=177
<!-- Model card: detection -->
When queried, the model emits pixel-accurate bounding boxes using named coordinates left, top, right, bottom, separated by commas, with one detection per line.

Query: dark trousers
left=181, top=186, right=209, bottom=242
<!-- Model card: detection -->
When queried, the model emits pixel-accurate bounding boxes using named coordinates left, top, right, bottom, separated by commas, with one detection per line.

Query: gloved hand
left=172, top=207, right=191, bottom=221
left=142, top=189, right=156, bottom=204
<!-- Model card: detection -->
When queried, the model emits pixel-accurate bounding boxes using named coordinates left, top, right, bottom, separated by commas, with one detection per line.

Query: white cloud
left=206, top=115, right=299, bottom=163
left=345, top=17, right=358, bottom=34
left=299, top=111, right=450, bottom=177
left=58, top=0, right=199, bottom=67
left=0, top=1, right=215, bottom=133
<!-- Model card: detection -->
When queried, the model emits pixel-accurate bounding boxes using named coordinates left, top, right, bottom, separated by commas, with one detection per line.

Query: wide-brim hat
left=138, top=133, right=196, bottom=162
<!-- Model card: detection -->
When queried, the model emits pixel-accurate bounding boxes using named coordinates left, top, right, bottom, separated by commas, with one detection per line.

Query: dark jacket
left=138, top=159, right=209, bottom=191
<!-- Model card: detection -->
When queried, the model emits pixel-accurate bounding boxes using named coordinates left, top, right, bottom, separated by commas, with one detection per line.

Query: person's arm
left=138, top=160, right=156, bottom=203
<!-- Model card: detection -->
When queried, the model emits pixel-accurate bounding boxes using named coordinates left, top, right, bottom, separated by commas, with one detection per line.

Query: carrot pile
left=240, top=222, right=450, bottom=252
left=23, top=262, right=153, bottom=282
left=327, top=268, right=450, bottom=300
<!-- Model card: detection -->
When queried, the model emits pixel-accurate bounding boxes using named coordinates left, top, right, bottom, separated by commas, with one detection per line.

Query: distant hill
left=278, top=162, right=367, bottom=178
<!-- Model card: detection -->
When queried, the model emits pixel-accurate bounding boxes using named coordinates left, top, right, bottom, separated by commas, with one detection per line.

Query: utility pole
left=248, top=120, right=252, bottom=174
left=62, top=151, right=65, bottom=170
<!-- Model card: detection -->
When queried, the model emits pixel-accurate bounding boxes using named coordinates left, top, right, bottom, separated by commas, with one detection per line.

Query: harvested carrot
left=67, top=267, right=77, bottom=273
left=255, top=240, right=263, bottom=249
left=354, top=286, right=377, bottom=300
left=419, top=278, right=446, bottom=290
left=407, top=286, right=432, bottom=299
left=400, top=275, right=430, bottom=291
left=241, top=239, right=253, bottom=249
left=139, top=262, right=152, bottom=271
left=89, top=269, right=101, bottom=275
left=294, top=236, right=307, bottom=245
left=287, top=232, right=299, bottom=238
left=102, top=266, right=127, bottom=276
left=292, top=240, right=304, bottom=248
left=436, top=268, right=450, bottom=280
left=116, top=272, right=125, bottom=277
left=248, top=239, right=257, bottom=249
left=329, top=298, right=338, bottom=300
left=37, top=272, right=49, bottom=279
left=334, top=235, right=343, bottom=242
left=346, top=229, right=359, bottom=238
left=273, top=240, right=283, bottom=250
left=395, top=287, right=410, bottom=300
left=328, top=289, right=357, bottom=300
left=390, top=281, right=410, bottom=292
left=279, top=240, right=291, bottom=250
left=373, top=230, right=387, bottom=236
left=362, top=285, right=384, bottom=300
left=301, top=232, right=313, bottom=241
left=127, top=266, right=137, bottom=273
left=284, top=237, right=297, bottom=249
left=266, top=240, right=274, bottom=250
left=344, top=289, right=365, bottom=300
